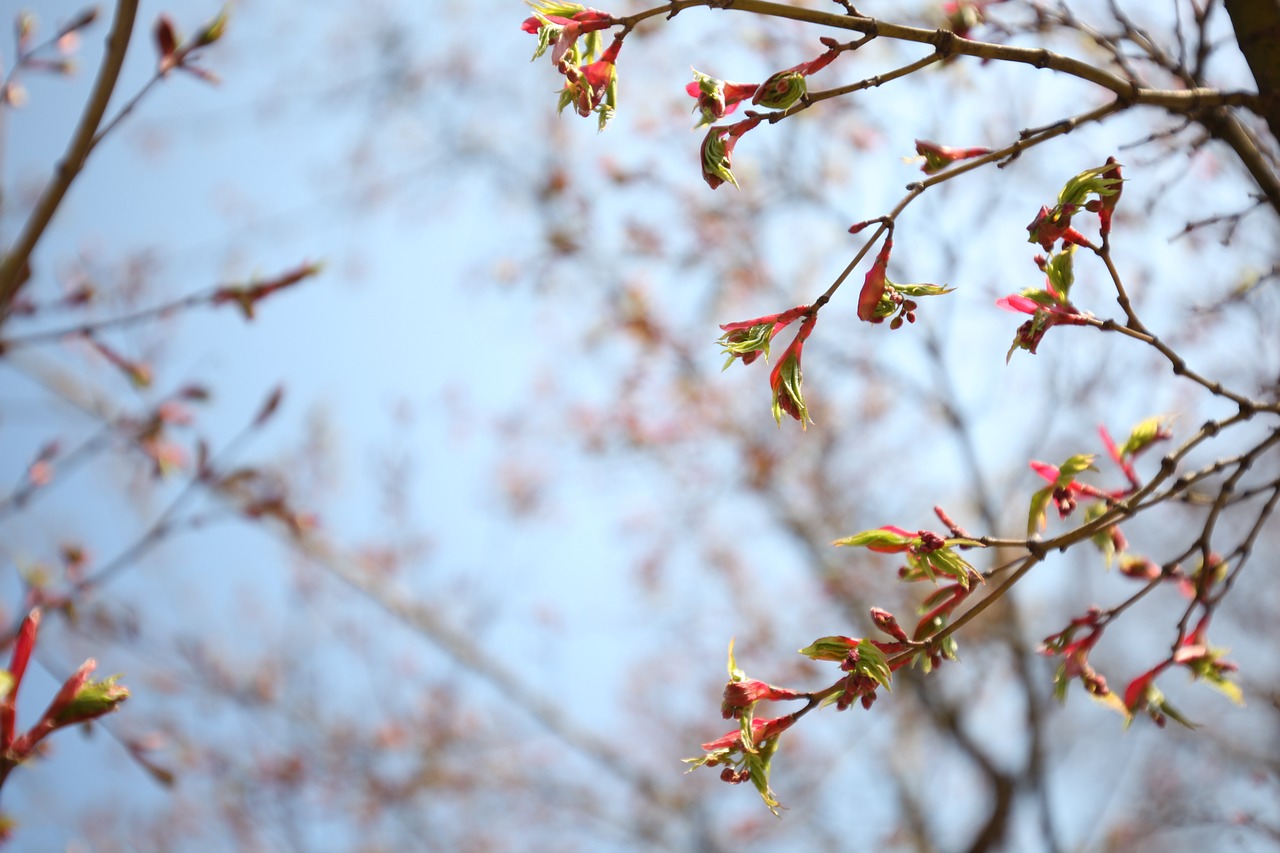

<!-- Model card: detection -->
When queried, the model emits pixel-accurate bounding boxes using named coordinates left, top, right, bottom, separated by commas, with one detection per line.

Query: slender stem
left=91, top=73, right=162, bottom=148
left=911, top=553, right=1042, bottom=654
left=622, top=1, right=1280, bottom=209
left=0, top=288, right=215, bottom=349
left=811, top=99, right=1121, bottom=311
left=626, top=1, right=1261, bottom=112
left=1096, top=246, right=1145, bottom=331
left=0, top=0, right=141, bottom=325
left=0, top=423, right=115, bottom=519
left=1085, top=311, right=1272, bottom=412
left=805, top=51, right=944, bottom=104
left=898, top=414, right=1269, bottom=656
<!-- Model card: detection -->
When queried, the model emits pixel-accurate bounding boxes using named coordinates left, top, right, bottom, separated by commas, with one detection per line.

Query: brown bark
left=1224, top=0, right=1280, bottom=142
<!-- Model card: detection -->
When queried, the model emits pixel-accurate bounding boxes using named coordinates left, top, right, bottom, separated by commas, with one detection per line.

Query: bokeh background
left=2, top=0, right=1279, bottom=850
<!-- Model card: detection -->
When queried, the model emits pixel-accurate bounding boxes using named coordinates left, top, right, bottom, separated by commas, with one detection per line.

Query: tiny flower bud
left=721, top=679, right=802, bottom=719
left=53, top=660, right=119, bottom=720
left=870, top=607, right=909, bottom=643
left=153, top=15, right=179, bottom=71
left=16, top=12, right=35, bottom=49
left=194, top=7, right=229, bottom=48
left=2, top=82, right=28, bottom=108
left=1118, top=555, right=1160, bottom=580
left=59, top=7, right=99, bottom=36
left=917, top=531, right=945, bottom=552
left=751, top=70, right=806, bottom=109
left=913, top=139, right=991, bottom=174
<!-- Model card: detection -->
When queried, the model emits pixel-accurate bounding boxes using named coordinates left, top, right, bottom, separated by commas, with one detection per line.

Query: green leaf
left=1044, top=246, right=1076, bottom=299
left=906, top=551, right=938, bottom=584
left=194, top=6, right=230, bottom=48
left=770, top=349, right=807, bottom=426
left=682, top=751, right=728, bottom=771
left=894, top=282, right=955, bottom=298
left=1017, top=288, right=1063, bottom=308
left=738, top=708, right=756, bottom=752
left=527, top=13, right=560, bottom=60
left=797, top=636, right=857, bottom=661
left=853, top=641, right=893, bottom=692
left=727, top=638, right=744, bottom=682
left=753, top=70, right=806, bottom=110
left=1089, top=689, right=1128, bottom=717
left=1158, top=696, right=1199, bottom=729
left=51, top=674, right=129, bottom=726
left=744, top=735, right=784, bottom=815
left=832, top=528, right=916, bottom=550
left=1205, top=675, right=1244, bottom=705
left=1057, top=163, right=1123, bottom=208
left=1084, top=503, right=1116, bottom=567
left=1052, top=663, right=1070, bottom=702
left=924, top=547, right=976, bottom=588
left=1028, top=487, right=1052, bottom=535
left=1056, top=453, right=1097, bottom=485
left=526, top=1, right=588, bottom=16
left=1120, top=415, right=1170, bottom=457
left=583, top=28, right=602, bottom=63
left=701, top=127, right=739, bottom=190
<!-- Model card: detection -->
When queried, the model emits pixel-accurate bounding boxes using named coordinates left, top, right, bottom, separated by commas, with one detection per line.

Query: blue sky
left=2, top=1, right=1279, bottom=849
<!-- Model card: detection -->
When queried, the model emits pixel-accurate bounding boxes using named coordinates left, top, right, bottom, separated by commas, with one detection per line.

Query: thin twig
left=0, top=1, right=140, bottom=323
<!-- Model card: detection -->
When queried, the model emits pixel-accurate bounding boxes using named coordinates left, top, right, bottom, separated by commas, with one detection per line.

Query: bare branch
left=0, top=1, right=140, bottom=325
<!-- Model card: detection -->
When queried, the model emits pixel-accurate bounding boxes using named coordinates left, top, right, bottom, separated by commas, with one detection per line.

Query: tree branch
left=630, top=1, right=1280, bottom=211
left=1223, top=0, right=1280, bottom=141
left=640, top=1, right=1260, bottom=109
left=0, top=0, right=140, bottom=325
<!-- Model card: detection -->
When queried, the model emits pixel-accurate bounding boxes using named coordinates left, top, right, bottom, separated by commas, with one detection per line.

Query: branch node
left=932, top=28, right=958, bottom=58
